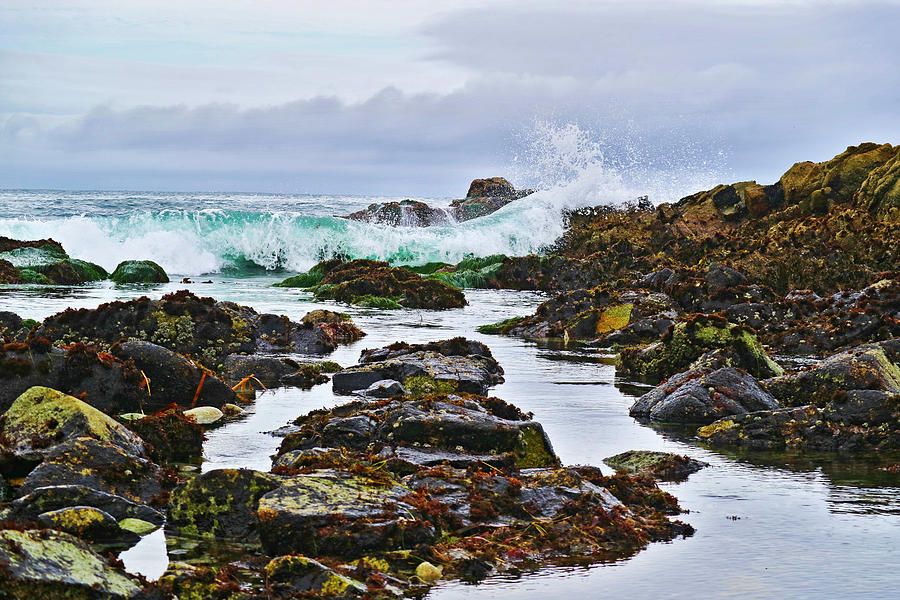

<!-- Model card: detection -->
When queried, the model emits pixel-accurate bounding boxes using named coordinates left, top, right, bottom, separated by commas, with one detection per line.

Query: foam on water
left=0, top=123, right=724, bottom=276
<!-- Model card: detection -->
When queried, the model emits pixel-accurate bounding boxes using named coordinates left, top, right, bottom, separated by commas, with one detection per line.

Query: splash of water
left=0, top=123, right=726, bottom=276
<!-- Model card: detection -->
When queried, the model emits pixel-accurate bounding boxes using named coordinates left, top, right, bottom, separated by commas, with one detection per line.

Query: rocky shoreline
left=1, top=142, right=899, bottom=598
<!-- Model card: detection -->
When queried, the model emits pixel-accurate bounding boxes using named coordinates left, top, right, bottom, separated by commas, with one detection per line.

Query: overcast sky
left=1, top=0, right=898, bottom=197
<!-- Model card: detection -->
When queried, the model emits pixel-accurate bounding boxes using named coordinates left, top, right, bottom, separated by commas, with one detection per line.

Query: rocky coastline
left=1, top=142, right=898, bottom=598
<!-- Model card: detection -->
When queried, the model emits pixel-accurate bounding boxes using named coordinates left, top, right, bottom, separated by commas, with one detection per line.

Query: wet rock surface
left=288, top=259, right=468, bottom=310
left=35, top=289, right=348, bottom=367
left=333, top=337, right=504, bottom=395
left=342, top=177, right=533, bottom=227
left=604, top=451, right=709, bottom=481
left=109, top=259, right=169, bottom=283
left=0, top=528, right=145, bottom=599
left=630, top=366, right=780, bottom=424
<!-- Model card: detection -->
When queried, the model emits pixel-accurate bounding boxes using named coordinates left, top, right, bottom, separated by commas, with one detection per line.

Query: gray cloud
left=2, top=1, right=899, bottom=197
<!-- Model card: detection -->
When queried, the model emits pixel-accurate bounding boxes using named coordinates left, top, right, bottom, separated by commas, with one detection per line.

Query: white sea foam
left=0, top=123, right=725, bottom=276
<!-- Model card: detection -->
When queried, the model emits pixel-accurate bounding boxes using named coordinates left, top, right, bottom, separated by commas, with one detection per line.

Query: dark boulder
left=4, top=484, right=165, bottom=526
left=112, top=340, right=235, bottom=408
left=121, top=406, right=205, bottom=462
left=0, top=342, right=148, bottom=415
left=763, top=345, right=900, bottom=407
left=333, top=337, right=503, bottom=395
left=617, top=314, right=783, bottom=384
left=19, top=437, right=162, bottom=505
left=630, top=366, right=779, bottom=424
left=35, top=290, right=340, bottom=368
left=344, top=199, right=452, bottom=227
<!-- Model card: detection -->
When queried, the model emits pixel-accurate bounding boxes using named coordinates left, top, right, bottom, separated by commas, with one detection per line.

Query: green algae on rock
left=0, top=528, right=143, bottom=600
left=0, top=237, right=107, bottom=285
left=617, top=314, right=783, bottom=384
left=604, top=450, right=708, bottom=481
left=168, top=468, right=282, bottom=541
left=109, top=260, right=169, bottom=284
left=265, top=555, right=367, bottom=598
left=0, top=386, right=146, bottom=462
left=37, top=506, right=136, bottom=544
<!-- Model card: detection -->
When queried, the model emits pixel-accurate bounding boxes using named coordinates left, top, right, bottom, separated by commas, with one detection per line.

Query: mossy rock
left=265, top=555, right=367, bottom=597
left=477, top=316, right=527, bottom=335
left=68, top=259, right=108, bottom=282
left=158, top=562, right=252, bottom=600
left=0, top=528, right=142, bottom=599
left=109, top=259, right=169, bottom=283
left=0, top=386, right=146, bottom=462
left=168, top=468, right=283, bottom=541
left=37, top=506, right=135, bottom=544
left=617, top=315, right=783, bottom=384
left=19, top=437, right=161, bottom=505
left=604, top=450, right=708, bottom=480
left=257, top=470, right=435, bottom=558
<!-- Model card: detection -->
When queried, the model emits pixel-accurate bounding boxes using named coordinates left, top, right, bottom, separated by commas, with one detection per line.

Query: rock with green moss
left=763, top=345, right=900, bottom=408
left=19, top=437, right=161, bottom=505
left=699, top=389, right=900, bottom=451
left=109, top=260, right=169, bottom=283
left=4, top=484, right=164, bottom=526
left=617, top=314, right=783, bottom=384
left=428, top=254, right=508, bottom=289
left=0, top=386, right=146, bottom=463
left=0, top=528, right=144, bottom=599
left=278, top=392, right=558, bottom=471
left=265, top=554, right=368, bottom=598
left=0, top=237, right=107, bottom=285
left=629, top=366, right=780, bottom=424
left=604, top=450, right=708, bottom=481
left=307, top=259, right=466, bottom=309
left=257, top=470, right=435, bottom=558
left=37, top=506, right=138, bottom=545
left=168, top=468, right=282, bottom=541
left=158, top=561, right=254, bottom=600
left=332, top=337, right=504, bottom=395
left=35, top=289, right=343, bottom=368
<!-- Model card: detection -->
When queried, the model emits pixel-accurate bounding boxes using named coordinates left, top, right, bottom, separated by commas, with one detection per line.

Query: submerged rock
left=630, top=366, right=780, bottom=424
left=0, top=528, right=143, bottom=599
left=109, top=259, right=169, bottom=283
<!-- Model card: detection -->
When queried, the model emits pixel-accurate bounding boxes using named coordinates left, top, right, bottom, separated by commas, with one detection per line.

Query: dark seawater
left=0, top=189, right=898, bottom=599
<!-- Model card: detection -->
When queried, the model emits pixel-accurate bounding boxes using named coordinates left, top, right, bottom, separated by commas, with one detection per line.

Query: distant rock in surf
left=340, top=177, right=534, bottom=227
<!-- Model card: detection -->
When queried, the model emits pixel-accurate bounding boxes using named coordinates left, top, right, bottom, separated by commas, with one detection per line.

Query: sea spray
left=0, top=123, right=725, bottom=276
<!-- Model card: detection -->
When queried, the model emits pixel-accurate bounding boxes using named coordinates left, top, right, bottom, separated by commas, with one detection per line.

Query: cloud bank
left=2, top=0, right=899, bottom=197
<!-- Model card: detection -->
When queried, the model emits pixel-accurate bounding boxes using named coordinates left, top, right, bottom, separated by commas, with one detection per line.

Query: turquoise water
left=0, top=185, right=621, bottom=274
left=0, top=187, right=898, bottom=599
